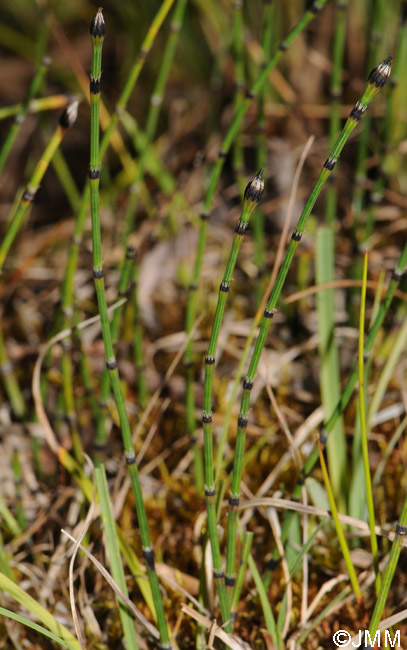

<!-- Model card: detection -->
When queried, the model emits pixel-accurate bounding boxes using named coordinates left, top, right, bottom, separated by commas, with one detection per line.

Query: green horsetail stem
left=224, top=55, right=393, bottom=598
left=184, top=0, right=330, bottom=473
left=203, top=170, right=264, bottom=628
left=88, top=11, right=170, bottom=648
left=272, top=238, right=407, bottom=563
left=0, top=100, right=78, bottom=272
left=95, top=246, right=135, bottom=448
left=0, top=56, right=50, bottom=176
left=56, top=0, right=177, bottom=444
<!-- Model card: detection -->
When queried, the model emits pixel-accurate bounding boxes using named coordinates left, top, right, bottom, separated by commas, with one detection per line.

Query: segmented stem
left=203, top=170, right=264, bottom=627
left=184, top=0, right=330, bottom=470
left=88, top=11, right=170, bottom=647
left=0, top=100, right=78, bottom=272
left=225, top=55, right=393, bottom=593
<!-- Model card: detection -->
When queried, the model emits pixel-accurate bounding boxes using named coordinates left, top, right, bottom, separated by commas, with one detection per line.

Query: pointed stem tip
left=90, top=7, right=106, bottom=38
left=244, top=168, right=265, bottom=204
left=368, top=55, right=392, bottom=89
left=59, top=100, right=79, bottom=129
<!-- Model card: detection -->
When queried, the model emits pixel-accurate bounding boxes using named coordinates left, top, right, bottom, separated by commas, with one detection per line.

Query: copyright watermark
left=333, top=629, right=401, bottom=647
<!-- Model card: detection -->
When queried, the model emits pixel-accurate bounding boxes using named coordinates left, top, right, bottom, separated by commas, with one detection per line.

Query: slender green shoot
left=0, top=100, right=78, bottom=272
left=88, top=11, right=170, bottom=647
left=368, top=494, right=407, bottom=638
left=184, top=0, right=330, bottom=461
left=95, top=465, right=139, bottom=649
left=203, top=170, right=264, bottom=628
left=358, top=250, right=380, bottom=593
left=225, top=54, right=393, bottom=591
left=317, top=437, right=363, bottom=604
left=230, top=529, right=253, bottom=626
left=0, top=57, right=50, bottom=176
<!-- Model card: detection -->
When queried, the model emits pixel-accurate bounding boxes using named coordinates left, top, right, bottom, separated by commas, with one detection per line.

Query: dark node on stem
left=369, top=191, right=383, bottom=205
left=279, top=42, right=288, bottom=51
left=323, top=157, right=337, bottom=171
left=90, top=78, right=101, bottom=94
left=93, top=268, right=104, bottom=279
left=402, top=1, right=407, bottom=25
left=184, top=360, right=193, bottom=369
left=392, top=269, right=404, bottom=282
left=396, top=524, right=407, bottom=535
left=244, top=168, right=264, bottom=203
left=205, top=486, right=216, bottom=498
left=266, top=557, right=281, bottom=570
left=118, top=289, right=129, bottom=298
left=243, top=378, right=253, bottom=390
left=170, top=20, right=181, bottom=33
left=291, top=495, right=300, bottom=503
left=89, top=168, right=100, bottom=179
left=229, top=495, right=240, bottom=507
left=245, top=89, right=255, bottom=99
left=309, top=2, right=320, bottom=13
left=368, top=55, right=393, bottom=89
left=0, top=361, right=12, bottom=375
left=235, top=221, right=248, bottom=235
left=93, top=440, right=107, bottom=451
left=59, top=100, right=79, bottom=128
left=330, top=89, right=341, bottom=100
left=106, top=358, right=117, bottom=371
left=319, top=431, right=328, bottom=445
left=188, top=282, right=198, bottom=291
left=65, top=413, right=78, bottom=427
left=291, top=230, right=302, bottom=242
left=22, top=188, right=35, bottom=203
left=297, top=475, right=305, bottom=486
left=218, top=150, right=228, bottom=159
left=90, top=8, right=106, bottom=37
left=349, top=102, right=366, bottom=122
left=214, top=569, right=225, bottom=580
left=263, top=308, right=275, bottom=319
left=205, top=355, right=215, bottom=365
left=200, top=211, right=209, bottom=221
left=237, top=415, right=248, bottom=429
left=126, top=245, right=136, bottom=259
left=202, top=412, right=212, bottom=424
left=98, top=400, right=108, bottom=411
left=220, top=281, right=230, bottom=292
left=363, top=352, right=369, bottom=363
left=138, top=48, right=149, bottom=59
left=125, top=453, right=137, bottom=466
left=143, top=547, right=155, bottom=570
left=225, top=576, right=235, bottom=587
